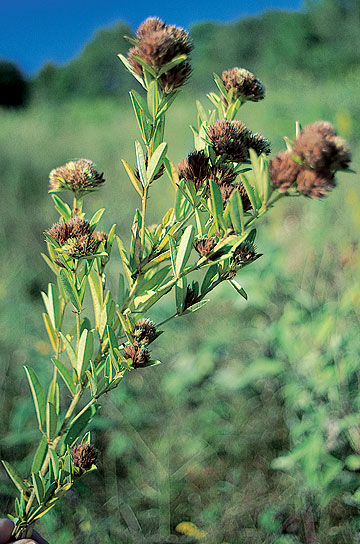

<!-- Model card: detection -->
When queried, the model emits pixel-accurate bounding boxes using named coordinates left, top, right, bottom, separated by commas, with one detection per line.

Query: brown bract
left=134, top=318, right=157, bottom=344
left=208, top=120, right=250, bottom=162
left=47, top=217, right=100, bottom=259
left=296, top=169, right=336, bottom=198
left=222, top=67, right=265, bottom=102
left=71, top=444, right=97, bottom=471
left=49, top=159, right=105, bottom=195
left=269, top=151, right=301, bottom=192
left=128, top=17, right=193, bottom=93
left=123, top=342, right=150, bottom=368
left=293, top=122, right=351, bottom=172
left=195, top=236, right=217, bottom=257
left=177, top=150, right=210, bottom=190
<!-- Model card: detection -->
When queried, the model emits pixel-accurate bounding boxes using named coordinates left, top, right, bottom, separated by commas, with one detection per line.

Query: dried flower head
left=177, top=150, right=210, bottom=190
left=269, top=151, right=301, bottom=192
left=71, top=444, right=97, bottom=471
left=93, top=231, right=107, bottom=243
left=233, top=241, right=259, bottom=266
left=208, top=120, right=250, bottom=162
left=296, top=169, right=336, bottom=198
left=123, top=342, right=150, bottom=368
left=247, top=131, right=271, bottom=155
left=49, top=159, right=105, bottom=195
left=222, top=68, right=265, bottom=102
left=209, top=164, right=237, bottom=186
left=194, top=236, right=217, bottom=257
left=136, top=17, right=166, bottom=39
left=184, top=286, right=200, bottom=310
left=293, top=122, right=351, bottom=172
left=219, top=182, right=252, bottom=211
left=47, top=217, right=99, bottom=259
left=128, top=18, right=192, bottom=92
left=134, top=318, right=157, bottom=344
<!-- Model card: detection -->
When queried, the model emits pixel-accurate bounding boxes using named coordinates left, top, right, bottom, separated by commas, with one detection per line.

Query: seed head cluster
left=123, top=342, right=150, bottom=368
left=270, top=122, right=351, bottom=198
left=194, top=236, right=217, bottom=257
left=47, top=216, right=100, bottom=259
left=128, top=17, right=193, bottom=93
left=49, top=159, right=105, bottom=195
left=221, top=67, right=265, bottom=103
left=71, top=444, right=97, bottom=471
left=208, top=120, right=270, bottom=163
left=134, top=318, right=157, bottom=344
left=122, top=318, right=157, bottom=368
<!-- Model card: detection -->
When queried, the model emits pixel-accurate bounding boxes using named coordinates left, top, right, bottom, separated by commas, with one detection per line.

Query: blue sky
left=0, top=0, right=303, bottom=75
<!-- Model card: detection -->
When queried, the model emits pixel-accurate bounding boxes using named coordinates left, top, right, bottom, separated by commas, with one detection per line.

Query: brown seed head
left=71, top=444, right=97, bottom=471
left=296, top=169, right=336, bottom=198
left=136, top=17, right=166, bottom=39
left=194, top=236, right=217, bottom=257
left=177, top=150, right=210, bottom=190
left=209, top=164, right=237, bottom=185
left=47, top=217, right=99, bottom=258
left=134, top=318, right=157, bottom=344
left=247, top=131, right=271, bottom=155
left=160, top=61, right=192, bottom=93
left=49, top=159, right=105, bottom=195
left=123, top=342, right=150, bottom=368
left=269, top=151, right=301, bottom=192
left=293, top=122, right=351, bottom=172
left=233, top=241, right=259, bottom=266
left=208, top=120, right=250, bottom=162
left=222, top=68, right=265, bottom=103
left=93, top=231, right=107, bottom=243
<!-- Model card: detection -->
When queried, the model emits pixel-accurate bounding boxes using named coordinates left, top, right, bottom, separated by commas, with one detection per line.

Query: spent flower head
left=134, top=318, right=157, bottom=344
left=123, top=342, right=150, bottom=368
left=222, top=67, right=265, bottom=103
left=177, top=150, right=210, bottom=190
left=47, top=216, right=100, bottom=259
left=49, top=159, right=105, bottom=196
left=296, top=169, right=336, bottom=198
left=269, top=151, right=301, bottom=193
left=71, top=444, right=97, bottom=471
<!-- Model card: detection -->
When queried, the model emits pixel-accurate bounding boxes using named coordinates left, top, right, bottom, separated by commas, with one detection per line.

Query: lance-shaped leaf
left=122, top=159, right=143, bottom=197
left=41, top=283, right=61, bottom=330
left=130, top=91, right=152, bottom=144
left=168, top=235, right=177, bottom=276
left=32, top=472, right=45, bottom=504
left=135, top=140, right=147, bottom=186
left=31, top=436, right=48, bottom=473
left=89, top=208, right=105, bottom=229
left=24, top=366, right=45, bottom=430
left=157, top=54, right=187, bottom=77
left=64, top=404, right=99, bottom=446
left=213, top=72, right=227, bottom=97
left=229, top=188, right=245, bottom=234
left=60, top=333, right=77, bottom=370
left=201, top=264, right=218, bottom=295
left=77, top=329, right=94, bottom=379
left=146, top=142, right=167, bottom=185
left=175, top=277, right=187, bottom=314
left=117, top=54, right=145, bottom=88
left=46, top=401, right=58, bottom=440
left=175, top=225, right=195, bottom=276
left=209, top=179, right=225, bottom=233
left=147, top=79, right=160, bottom=116
left=49, top=449, right=59, bottom=479
left=117, top=235, right=134, bottom=286
left=240, top=174, right=258, bottom=211
left=1, top=461, right=27, bottom=493
left=52, top=194, right=72, bottom=221
left=42, top=313, right=58, bottom=353
left=183, top=299, right=210, bottom=314
left=228, top=279, right=248, bottom=300
left=59, top=269, right=81, bottom=312
left=88, top=271, right=103, bottom=330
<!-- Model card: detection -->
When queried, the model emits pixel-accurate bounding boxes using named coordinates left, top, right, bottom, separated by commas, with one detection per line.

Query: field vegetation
left=1, top=1, right=360, bottom=542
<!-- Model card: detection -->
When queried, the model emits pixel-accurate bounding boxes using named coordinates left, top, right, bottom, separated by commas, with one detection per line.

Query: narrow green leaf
left=229, top=188, right=245, bottom=234
left=116, top=235, right=134, bottom=286
left=89, top=208, right=105, bottom=229
left=60, top=333, right=77, bottom=370
left=1, top=461, right=27, bottom=493
left=183, top=299, right=210, bottom=314
left=130, top=91, right=152, bottom=144
left=175, top=225, right=195, bottom=275
left=147, top=79, right=160, bottom=116
left=146, top=142, right=168, bottom=184
left=228, top=279, right=248, bottom=300
left=157, top=54, right=187, bottom=77
left=209, top=179, right=225, bottom=232
left=49, top=449, right=59, bottom=479
left=134, top=140, right=147, bottom=187
left=24, top=366, right=46, bottom=430
left=213, top=72, right=227, bottom=96
left=46, top=401, right=58, bottom=440
left=32, top=472, right=45, bottom=504
left=88, top=271, right=103, bottom=330
left=175, top=277, right=187, bottom=314
left=117, top=54, right=145, bottom=88
left=77, top=329, right=94, bottom=379
left=42, top=313, right=58, bottom=352
left=59, top=269, right=81, bottom=312
left=52, top=195, right=72, bottom=221
left=122, top=159, right=143, bottom=196
left=239, top=174, right=257, bottom=210
left=168, top=235, right=177, bottom=276
left=51, top=359, right=76, bottom=396
left=64, top=404, right=99, bottom=447
left=196, top=100, right=208, bottom=123
left=201, top=264, right=218, bottom=295
left=31, top=436, right=48, bottom=473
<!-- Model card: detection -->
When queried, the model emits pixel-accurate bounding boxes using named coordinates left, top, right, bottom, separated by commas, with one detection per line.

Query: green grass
left=0, top=74, right=359, bottom=543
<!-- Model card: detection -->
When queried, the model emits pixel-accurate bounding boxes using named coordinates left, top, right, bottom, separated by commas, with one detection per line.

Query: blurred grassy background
left=1, top=1, right=360, bottom=542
